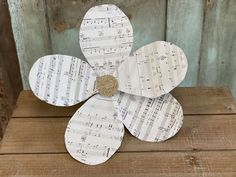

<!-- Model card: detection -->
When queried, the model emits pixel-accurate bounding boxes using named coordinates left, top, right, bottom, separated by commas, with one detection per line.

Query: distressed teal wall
left=7, top=0, right=236, bottom=98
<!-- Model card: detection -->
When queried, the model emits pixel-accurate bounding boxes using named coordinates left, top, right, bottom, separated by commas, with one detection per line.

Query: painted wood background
left=7, top=0, right=236, bottom=98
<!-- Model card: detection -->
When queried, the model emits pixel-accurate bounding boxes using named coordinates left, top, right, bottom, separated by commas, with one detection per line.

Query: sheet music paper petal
left=79, top=4, right=133, bottom=76
left=65, top=95, right=124, bottom=165
left=112, top=92, right=183, bottom=142
left=114, top=41, right=188, bottom=98
left=29, top=55, right=98, bottom=106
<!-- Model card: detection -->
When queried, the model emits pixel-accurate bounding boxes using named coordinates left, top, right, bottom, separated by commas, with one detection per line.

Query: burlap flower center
left=96, top=75, right=118, bottom=97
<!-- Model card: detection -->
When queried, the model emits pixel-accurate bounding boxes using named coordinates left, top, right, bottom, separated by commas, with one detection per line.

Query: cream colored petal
left=114, top=41, right=188, bottom=98
left=65, top=95, right=124, bottom=165
left=79, top=4, right=133, bottom=76
left=112, top=92, right=183, bottom=142
left=29, top=55, right=97, bottom=106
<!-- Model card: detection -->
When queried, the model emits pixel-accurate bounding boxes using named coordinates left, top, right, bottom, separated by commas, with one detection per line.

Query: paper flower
left=29, top=4, right=188, bottom=165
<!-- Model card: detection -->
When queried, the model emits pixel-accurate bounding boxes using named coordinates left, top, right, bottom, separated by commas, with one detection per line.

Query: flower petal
left=112, top=92, right=183, bottom=142
left=79, top=4, right=133, bottom=76
left=64, top=95, right=124, bottom=165
left=29, top=55, right=98, bottom=106
left=114, top=41, right=188, bottom=98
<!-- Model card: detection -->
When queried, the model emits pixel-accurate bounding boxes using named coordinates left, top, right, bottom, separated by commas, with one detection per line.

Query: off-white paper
left=29, top=4, right=188, bottom=166
left=29, top=55, right=98, bottom=106
left=79, top=4, right=133, bottom=76
left=112, top=92, right=183, bottom=142
left=65, top=95, right=124, bottom=165
left=114, top=41, right=188, bottom=98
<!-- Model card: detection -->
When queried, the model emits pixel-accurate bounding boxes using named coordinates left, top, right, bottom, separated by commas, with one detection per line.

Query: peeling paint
left=53, top=19, right=77, bottom=33
left=8, top=0, right=236, bottom=100
left=48, top=0, right=153, bottom=33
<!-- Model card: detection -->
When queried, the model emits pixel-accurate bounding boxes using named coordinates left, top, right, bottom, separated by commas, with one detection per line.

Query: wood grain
left=46, top=0, right=166, bottom=55
left=0, top=70, right=12, bottom=140
left=1, top=114, right=236, bottom=154
left=0, top=151, right=235, bottom=177
left=1, top=87, right=236, bottom=176
left=7, top=0, right=52, bottom=88
left=0, top=0, right=22, bottom=139
left=0, top=0, right=22, bottom=104
left=167, top=0, right=204, bottom=86
left=9, top=0, right=167, bottom=89
left=12, top=87, right=236, bottom=118
left=199, top=0, right=236, bottom=98
left=7, top=0, right=236, bottom=98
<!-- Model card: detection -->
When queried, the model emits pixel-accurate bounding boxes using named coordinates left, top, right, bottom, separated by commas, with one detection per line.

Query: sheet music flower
left=29, top=4, right=188, bottom=165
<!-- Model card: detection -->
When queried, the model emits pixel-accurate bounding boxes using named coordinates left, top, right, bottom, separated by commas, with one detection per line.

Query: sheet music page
left=27, top=3, right=189, bottom=166
left=65, top=95, right=124, bottom=165
left=114, top=41, right=188, bottom=98
left=29, top=55, right=98, bottom=106
left=79, top=4, right=133, bottom=76
left=112, top=92, right=183, bottom=142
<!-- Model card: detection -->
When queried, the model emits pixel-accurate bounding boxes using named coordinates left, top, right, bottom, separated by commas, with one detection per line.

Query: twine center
left=96, top=75, right=118, bottom=97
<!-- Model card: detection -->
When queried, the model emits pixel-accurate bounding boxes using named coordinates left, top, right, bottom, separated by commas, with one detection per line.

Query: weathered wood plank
left=167, top=0, right=204, bottom=86
left=0, top=0, right=23, bottom=140
left=199, top=0, right=236, bottom=98
left=0, top=69, right=12, bottom=140
left=1, top=115, right=236, bottom=154
left=12, top=87, right=236, bottom=118
left=45, top=0, right=166, bottom=58
left=7, top=0, right=52, bottom=89
left=0, top=151, right=235, bottom=177
left=0, top=0, right=22, bottom=104
left=8, top=0, right=167, bottom=89
left=8, top=0, right=236, bottom=99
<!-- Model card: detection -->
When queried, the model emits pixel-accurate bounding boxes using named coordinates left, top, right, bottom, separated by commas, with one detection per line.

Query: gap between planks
left=11, top=87, right=236, bottom=118
left=1, top=115, right=235, bottom=154
left=1, top=149, right=236, bottom=156
left=10, top=112, right=236, bottom=119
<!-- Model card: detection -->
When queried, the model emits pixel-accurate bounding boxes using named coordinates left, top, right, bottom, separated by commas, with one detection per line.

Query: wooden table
left=1, top=87, right=236, bottom=177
